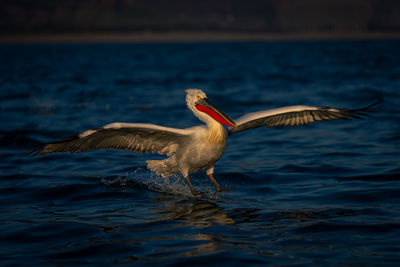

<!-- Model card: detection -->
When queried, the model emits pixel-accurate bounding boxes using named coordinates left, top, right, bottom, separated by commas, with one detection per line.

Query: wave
left=338, top=172, right=400, bottom=182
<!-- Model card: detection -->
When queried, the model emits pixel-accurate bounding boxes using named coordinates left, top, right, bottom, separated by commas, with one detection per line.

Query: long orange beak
left=195, top=98, right=237, bottom=128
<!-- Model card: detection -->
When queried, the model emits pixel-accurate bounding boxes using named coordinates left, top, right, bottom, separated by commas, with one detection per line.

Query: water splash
left=100, top=168, right=205, bottom=197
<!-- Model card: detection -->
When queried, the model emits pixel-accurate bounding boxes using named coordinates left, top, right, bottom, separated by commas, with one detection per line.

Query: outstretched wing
left=38, top=123, right=191, bottom=155
left=228, top=100, right=380, bottom=136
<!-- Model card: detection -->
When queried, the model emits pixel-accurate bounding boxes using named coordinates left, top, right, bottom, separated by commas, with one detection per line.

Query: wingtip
left=343, top=97, right=383, bottom=117
left=357, top=97, right=383, bottom=113
left=370, top=97, right=384, bottom=110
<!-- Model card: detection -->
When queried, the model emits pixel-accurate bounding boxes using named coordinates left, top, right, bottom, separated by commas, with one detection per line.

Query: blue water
left=1, top=40, right=400, bottom=265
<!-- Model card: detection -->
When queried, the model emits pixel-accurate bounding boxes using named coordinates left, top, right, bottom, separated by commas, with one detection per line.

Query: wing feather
left=38, top=123, right=191, bottom=155
left=229, top=100, right=380, bottom=135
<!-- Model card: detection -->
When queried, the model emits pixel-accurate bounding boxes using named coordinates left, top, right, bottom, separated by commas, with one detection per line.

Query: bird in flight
left=38, top=89, right=378, bottom=196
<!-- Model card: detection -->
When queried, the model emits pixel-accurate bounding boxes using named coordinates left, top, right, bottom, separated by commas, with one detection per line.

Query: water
left=1, top=40, right=400, bottom=265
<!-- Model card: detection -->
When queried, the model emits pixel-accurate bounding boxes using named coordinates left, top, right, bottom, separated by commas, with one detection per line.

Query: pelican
left=38, top=89, right=377, bottom=196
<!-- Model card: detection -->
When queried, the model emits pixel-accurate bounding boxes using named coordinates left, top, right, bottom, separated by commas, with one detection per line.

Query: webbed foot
left=191, top=189, right=211, bottom=198
left=215, top=186, right=236, bottom=192
left=211, top=186, right=237, bottom=198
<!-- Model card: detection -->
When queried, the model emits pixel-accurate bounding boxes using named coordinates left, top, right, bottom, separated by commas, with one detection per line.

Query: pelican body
left=38, top=89, right=377, bottom=196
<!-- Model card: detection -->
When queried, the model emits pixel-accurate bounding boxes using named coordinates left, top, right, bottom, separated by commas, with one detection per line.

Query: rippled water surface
left=1, top=41, right=400, bottom=265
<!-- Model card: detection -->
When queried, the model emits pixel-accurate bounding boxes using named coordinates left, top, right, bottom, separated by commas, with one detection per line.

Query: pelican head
left=185, top=89, right=237, bottom=127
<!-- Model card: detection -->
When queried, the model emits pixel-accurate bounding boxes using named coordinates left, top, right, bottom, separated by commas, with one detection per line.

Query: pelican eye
left=196, top=95, right=202, bottom=100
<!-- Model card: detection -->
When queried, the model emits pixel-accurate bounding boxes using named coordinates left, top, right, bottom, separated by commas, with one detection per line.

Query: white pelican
left=38, top=89, right=377, bottom=196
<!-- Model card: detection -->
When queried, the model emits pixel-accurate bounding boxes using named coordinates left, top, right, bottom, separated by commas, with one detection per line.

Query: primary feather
left=229, top=101, right=379, bottom=135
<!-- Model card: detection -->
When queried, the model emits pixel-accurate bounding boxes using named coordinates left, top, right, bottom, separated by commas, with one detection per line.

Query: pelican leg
left=184, top=176, right=209, bottom=197
left=207, top=172, right=223, bottom=192
left=184, top=176, right=198, bottom=195
left=207, top=168, right=235, bottom=193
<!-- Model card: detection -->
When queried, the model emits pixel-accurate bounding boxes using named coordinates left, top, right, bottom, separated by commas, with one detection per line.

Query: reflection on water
left=96, top=178, right=368, bottom=262
left=152, top=197, right=235, bottom=227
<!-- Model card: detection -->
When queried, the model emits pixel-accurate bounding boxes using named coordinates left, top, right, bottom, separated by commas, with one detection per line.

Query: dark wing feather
left=37, top=123, right=189, bottom=155
left=229, top=100, right=380, bottom=136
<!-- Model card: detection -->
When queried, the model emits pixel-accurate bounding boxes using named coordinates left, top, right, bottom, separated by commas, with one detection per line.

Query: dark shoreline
left=1, top=32, right=400, bottom=43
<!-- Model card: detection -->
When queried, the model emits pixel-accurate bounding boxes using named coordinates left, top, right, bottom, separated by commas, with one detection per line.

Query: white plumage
left=38, top=89, right=378, bottom=196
